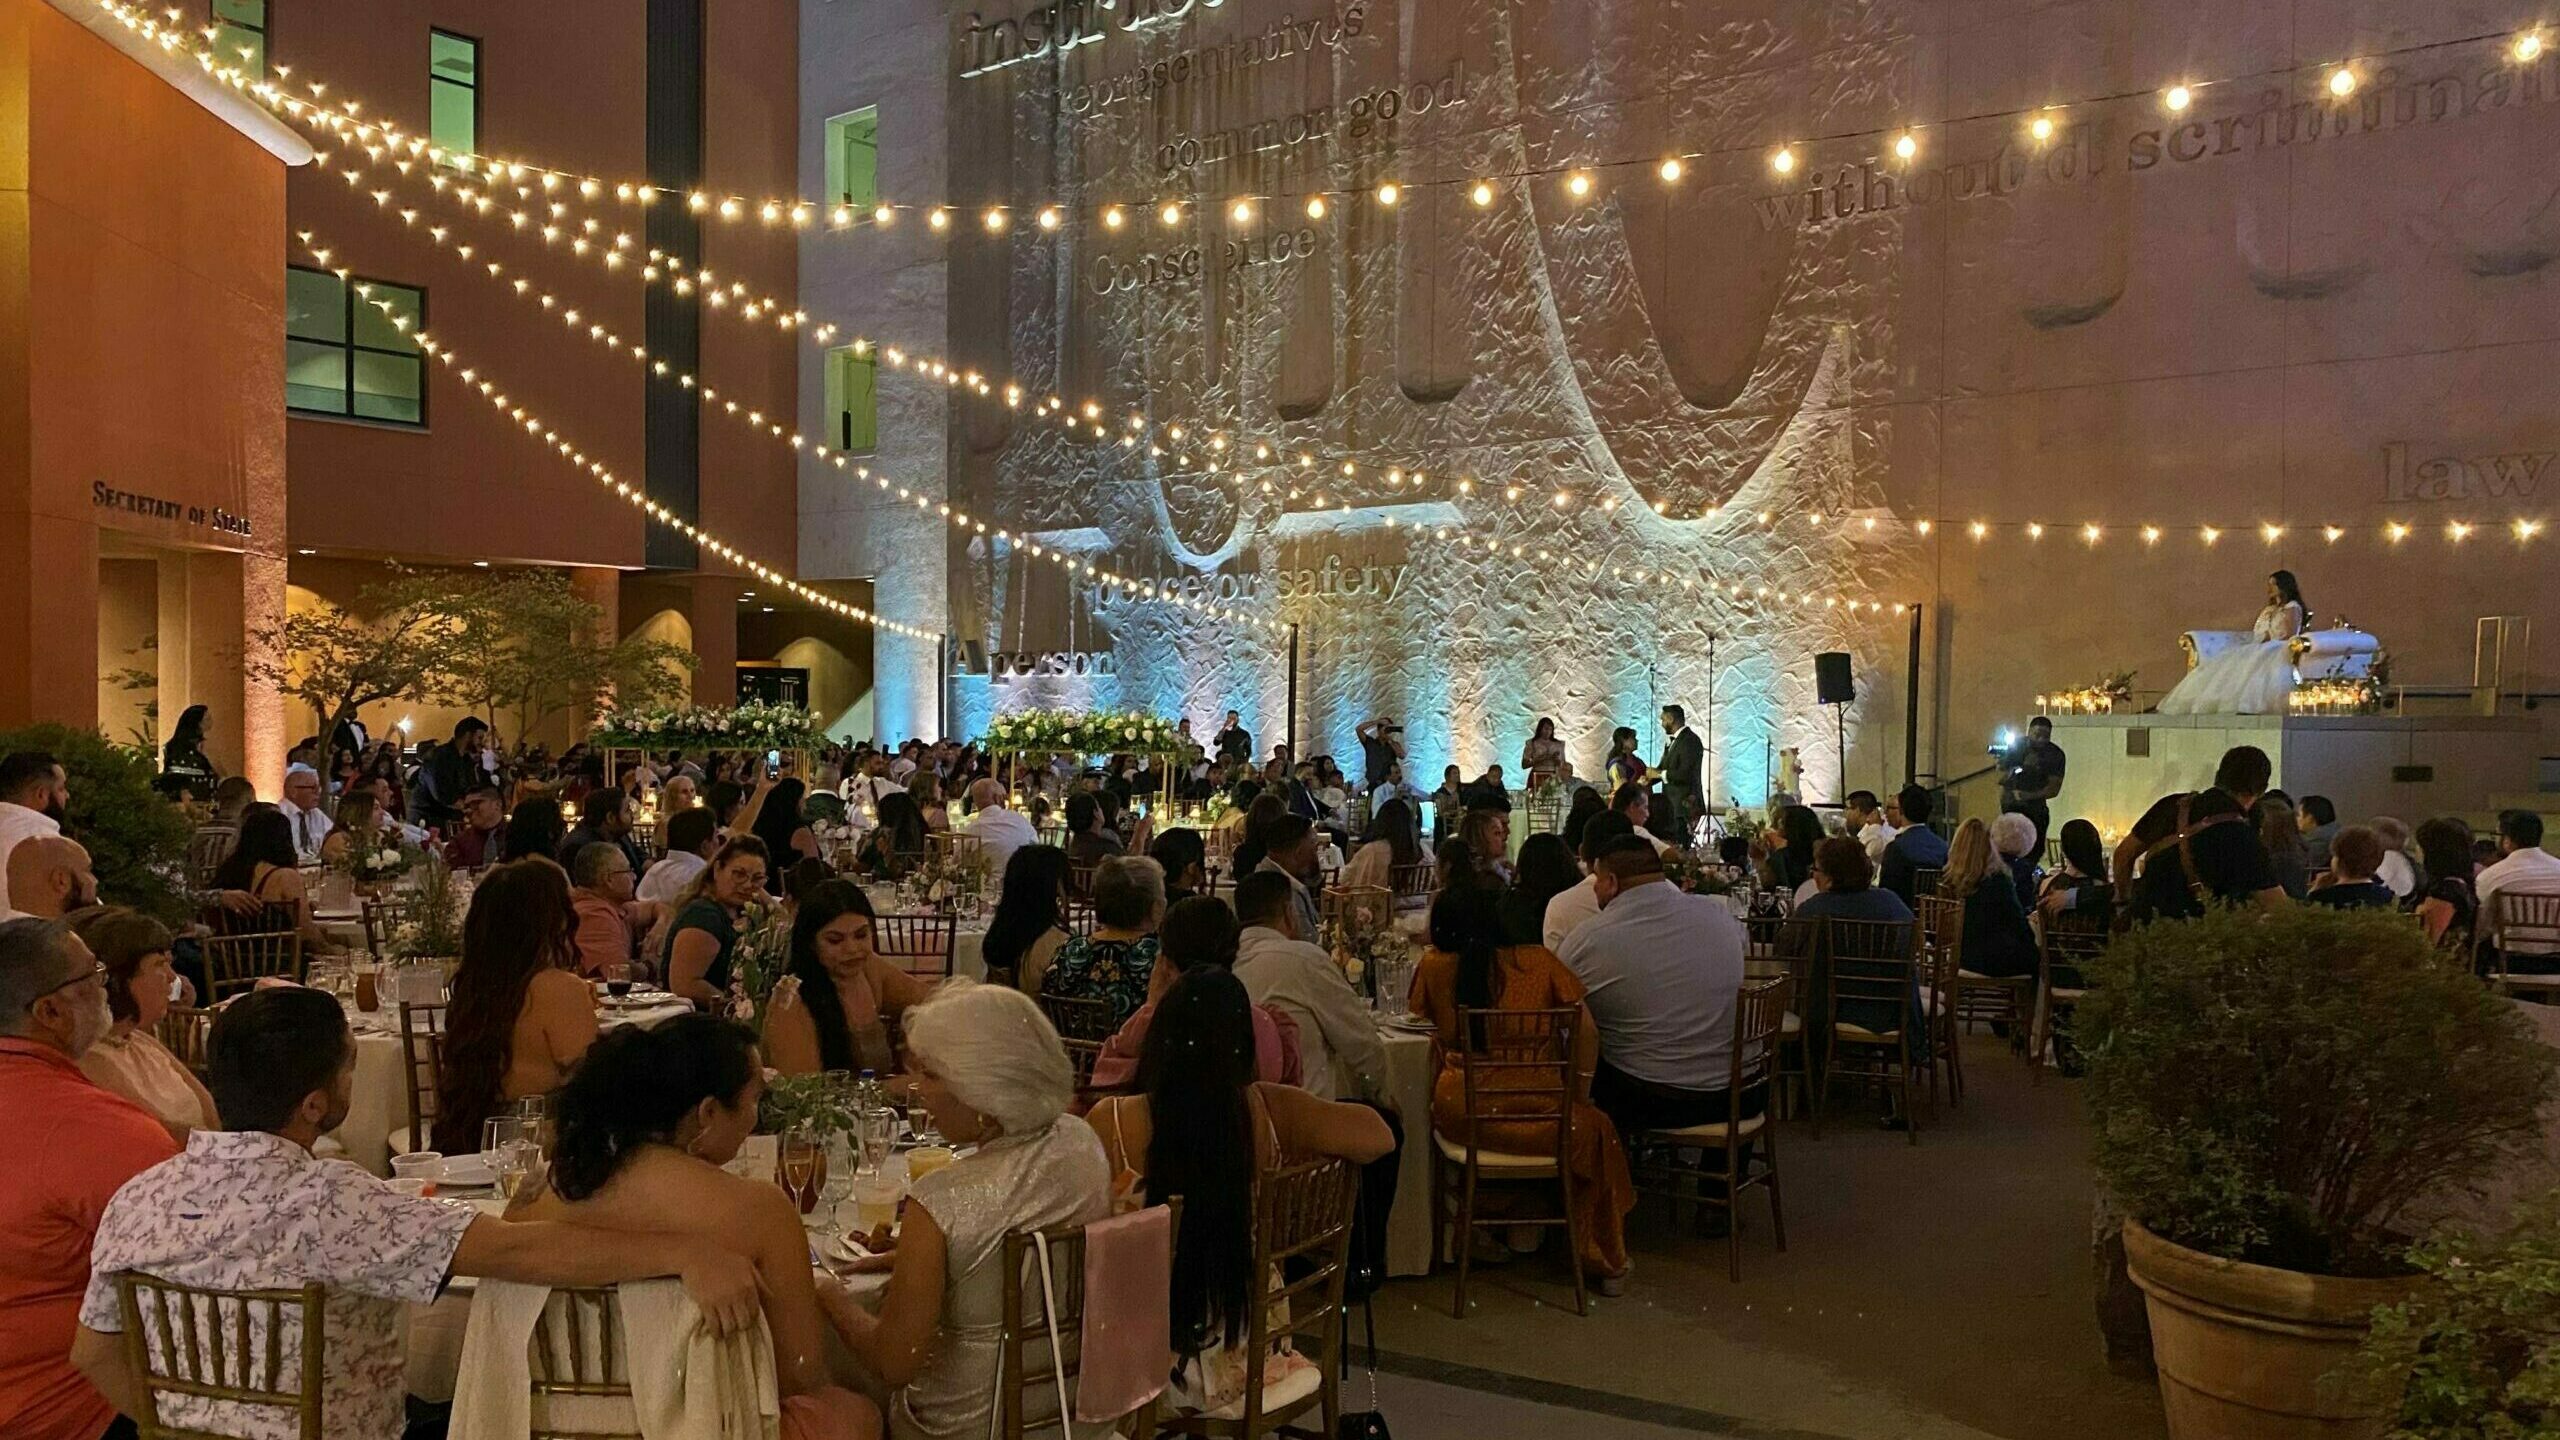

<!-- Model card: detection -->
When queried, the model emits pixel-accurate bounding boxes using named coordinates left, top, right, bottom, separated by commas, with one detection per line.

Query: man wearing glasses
left=0, top=918, right=179, bottom=1440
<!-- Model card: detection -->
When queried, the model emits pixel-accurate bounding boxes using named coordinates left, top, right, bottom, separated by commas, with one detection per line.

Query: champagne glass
left=819, top=1131, right=857, bottom=1246
left=481, top=1113, right=526, bottom=1173
left=777, top=1125, right=822, bottom=1217
left=857, top=1107, right=896, bottom=1176
left=493, top=1137, right=540, bottom=1201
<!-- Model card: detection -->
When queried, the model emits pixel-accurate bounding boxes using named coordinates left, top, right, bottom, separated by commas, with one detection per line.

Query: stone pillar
left=172, top=549, right=283, bottom=797
left=569, top=566, right=623, bottom=740
left=688, top=574, right=740, bottom=706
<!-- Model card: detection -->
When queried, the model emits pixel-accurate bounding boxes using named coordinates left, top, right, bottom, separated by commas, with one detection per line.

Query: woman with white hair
left=1988, top=810, right=2042, bottom=906
left=816, top=981, right=1113, bottom=1440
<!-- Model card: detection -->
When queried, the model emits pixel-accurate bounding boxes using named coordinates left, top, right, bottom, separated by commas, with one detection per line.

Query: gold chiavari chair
left=184, top=825, right=238, bottom=896
left=525, top=1286, right=639, bottom=1439
left=1817, top=916, right=1929, bottom=1143
left=1158, top=1161, right=1359, bottom=1440
left=155, top=1006, right=214, bottom=1078
left=1389, top=861, right=1437, bottom=904
left=1036, top=991, right=1116, bottom=1093
left=1914, top=897, right=1971, bottom=1105
left=359, top=895, right=413, bottom=959
left=2033, top=927, right=2110, bottom=1079
left=2485, top=891, right=2560, bottom=1000
left=1630, top=976, right=1791, bottom=1281
left=992, top=1204, right=1180, bottom=1440
left=113, top=1274, right=327, bottom=1440
left=1429, top=1006, right=1586, bottom=1319
left=871, top=912, right=960, bottom=980
left=396, top=1001, right=447, bottom=1157
left=200, top=929, right=305, bottom=1002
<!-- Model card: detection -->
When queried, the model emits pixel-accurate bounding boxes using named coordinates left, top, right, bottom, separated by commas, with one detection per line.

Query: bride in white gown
left=2158, top=571, right=2307, bottom=715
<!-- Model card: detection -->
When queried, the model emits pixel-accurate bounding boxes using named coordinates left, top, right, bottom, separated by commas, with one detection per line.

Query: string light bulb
left=1770, top=146, right=1796, bottom=175
left=981, top=207, right=1007, bottom=232
left=2142, top=525, right=2162, bottom=545
left=1305, top=195, right=1328, bottom=219
left=1657, top=157, right=1684, bottom=183
left=1102, top=205, right=1125, bottom=230
left=1375, top=182, right=1400, bottom=206
left=926, top=207, right=950, bottom=230
left=1158, top=201, right=1182, bottom=227
left=1036, top=206, right=1060, bottom=231
left=2029, top=113, right=2057, bottom=142
left=2164, top=84, right=2193, bottom=111
left=2515, top=518, right=2544, bottom=539
left=1893, top=131, right=1919, bottom=161
left=1565, top=170, right=1593, bottom=198
left=872, top=204, right=894, bottom=226
left=1230, top=199, right=1253, bottom=224
left=2328, top=65, right=2358, bottom=96
left=1469, top=180, right=1495, bottom=207
left=2517, top=31, right=2546, bottom=62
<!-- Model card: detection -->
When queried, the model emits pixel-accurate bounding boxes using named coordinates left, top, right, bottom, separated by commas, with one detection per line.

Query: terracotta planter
left=2122, top=1220, right=2413, bottom=1440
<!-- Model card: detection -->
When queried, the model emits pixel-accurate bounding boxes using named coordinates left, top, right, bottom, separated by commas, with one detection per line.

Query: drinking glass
left=604, top=961, right=633, bottom=1000
left=777, top=1126, right=822, bottom=1217
left=820, top=1133, right=857, bottom=1243
left=492, top=1137, right=541, bottom=1201
left=857, top=1108, right=896, bottom=1175
left=481, top=1114, right=527, bottom=1167
left=852, top=1174, right=902, bottom=1236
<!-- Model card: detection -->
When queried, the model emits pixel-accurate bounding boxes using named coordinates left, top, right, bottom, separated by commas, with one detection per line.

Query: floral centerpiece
left=385, top=855, right=466, bottom=963
left=2040, top=669, right=2137, bottom=715
left=899, top=846, right=990, bottom=916
left=724, top=898, right=790, bottom=1023
left=591, top=698, right=827, bottom=754
left=1323, top=905, right=1412, bottom=993
left=336, top=833, right=419, bottom=886
left=983, top=707, right=1182, bottom=758
left=1659, top=846, right=1737, bottom=896
left=757, top=1071, right=863, bottom=1138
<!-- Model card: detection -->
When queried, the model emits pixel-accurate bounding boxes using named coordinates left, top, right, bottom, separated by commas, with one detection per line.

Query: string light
left=1102, top=205, right=1125, bottom=230
left=1036, top=207, right=1060, bottom=231
left=1892, top=131, right=1919, bottom=161
left=2028, top=113, right=2057, bottom=143
left=1374, top=182, right=1400, bottom=206
left=1657, top=158, right=1684, bottom=183
left=2328, top=65, right=2359, bottom=97
left=2518, top=31, right=2546, bottom=62
left=1565, top=170, right=1594, bottom=198
left=2163, top=84, right=2194, bottom=111
left=926, top=207, right=949, bottom=231
left=981, top=207, right=1007, bottom=232
left=1769, top=146, right=1795, bottom=175
left=1229, top=199, right=1253, bottom=224
left=1158, top=201, right=1182, bottom=227
left=1304, top=195, right=1327, bottom=219
left=1469, top=180, right=1495, bottom=207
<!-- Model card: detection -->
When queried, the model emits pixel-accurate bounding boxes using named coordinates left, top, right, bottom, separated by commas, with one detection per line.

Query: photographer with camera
left=1356, top=715, right=1405, bottom=792
left=1998, top=716, right=2068, bottom=853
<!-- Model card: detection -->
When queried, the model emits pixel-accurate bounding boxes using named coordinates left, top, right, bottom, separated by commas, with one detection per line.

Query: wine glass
left=492, top=1137, right=541, bottom=1201
left=481, top=1113, right=526, bottom=1172
left=857, top=1107, right=896, bottom=1176
left=604, top=961, right=633, bottom=1000
left=777, top=1126, right=822, bottom=1217
left=819, top=1131, right=857, bottom=1247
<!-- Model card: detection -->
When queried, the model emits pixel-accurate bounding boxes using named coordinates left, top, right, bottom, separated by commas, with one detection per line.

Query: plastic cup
left=390, top=1151, right=445, bottom=1183
left=853, top=1175, right=902, bottom=1233
left=905, top=1145, right=954, bottom=1181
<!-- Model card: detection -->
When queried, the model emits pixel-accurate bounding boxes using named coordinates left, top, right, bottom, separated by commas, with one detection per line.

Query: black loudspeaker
left=1815, top=651, right=1855, bottom=705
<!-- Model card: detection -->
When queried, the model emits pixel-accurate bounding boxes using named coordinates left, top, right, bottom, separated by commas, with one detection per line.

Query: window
left=824, top=108, right=878, bottom=209
left=286, top=266, right=427, bottom=425
left=825, top=345, right=877, bottom=453
left=430, top=30, right=480, bottom=157
left=211, top=0, right=266, bottom=77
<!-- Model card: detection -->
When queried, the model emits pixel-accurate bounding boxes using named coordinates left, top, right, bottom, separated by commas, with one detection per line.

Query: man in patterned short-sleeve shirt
left=72, top=989, right=762, bottom=1440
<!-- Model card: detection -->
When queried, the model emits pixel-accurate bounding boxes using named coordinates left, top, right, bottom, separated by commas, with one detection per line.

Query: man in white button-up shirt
left=2479, top=810, right=2560, bottom=965
left=280, top=764, right=334, bottom=866
left=1233, top=869, right=1385, bottom=1103
left=959, top=779, right=1039, bottom=885
left=0, top=750, right=68, bottom=895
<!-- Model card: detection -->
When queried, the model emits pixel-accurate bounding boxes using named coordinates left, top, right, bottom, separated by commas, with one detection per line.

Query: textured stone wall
left=818, top=0, right=2560, bottom=802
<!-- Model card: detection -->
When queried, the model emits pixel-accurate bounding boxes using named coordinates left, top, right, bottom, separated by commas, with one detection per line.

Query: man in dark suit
left=1658, top=705, right=1705, bottom=845
left=1214, top=710, right=1253, bottom=767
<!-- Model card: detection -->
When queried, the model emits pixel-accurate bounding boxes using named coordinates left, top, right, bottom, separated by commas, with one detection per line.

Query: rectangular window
left=825, top=345, right=877, bottom=454
left=824, top=108, right=878, bottom=210
left=211, top=0, right=266, bottom=77
left=285, top=266, right=427, bottom=426
left=430, top=30, right=480, bottom=158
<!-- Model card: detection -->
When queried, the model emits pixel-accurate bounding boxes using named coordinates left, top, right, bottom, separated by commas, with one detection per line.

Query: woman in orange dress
left=1407, top=877, right=1635, bottom=1286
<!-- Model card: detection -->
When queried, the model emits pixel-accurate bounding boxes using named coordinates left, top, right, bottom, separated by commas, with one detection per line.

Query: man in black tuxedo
left=1658, top=705, right=1705, bottom=845
left=1214, top=709, right=1253, bottom=767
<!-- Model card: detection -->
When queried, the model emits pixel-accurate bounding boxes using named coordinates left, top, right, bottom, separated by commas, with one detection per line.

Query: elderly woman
left=815, top=982, right=1113, bottom=1440
left=1036, top=854, right=1165, bottom=1026
left=69, top=907, right=217, bottom=1140
left=1987, top=811, right=2042, bottom=907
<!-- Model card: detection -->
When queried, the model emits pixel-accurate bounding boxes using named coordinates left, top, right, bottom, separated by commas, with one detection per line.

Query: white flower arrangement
left=982, top=707, right=1182, bottom=758
left=591, top=698, right=827, bottom=753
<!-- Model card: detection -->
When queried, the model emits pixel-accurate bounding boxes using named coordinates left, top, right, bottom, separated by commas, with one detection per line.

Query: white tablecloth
left=1379, top=1029, right=1436, bottom=1277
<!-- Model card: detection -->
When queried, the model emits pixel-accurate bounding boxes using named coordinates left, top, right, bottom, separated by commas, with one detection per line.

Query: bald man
left=958, top=777, right=1037, bottom=884
left=4, top=837, right=96, bottom=922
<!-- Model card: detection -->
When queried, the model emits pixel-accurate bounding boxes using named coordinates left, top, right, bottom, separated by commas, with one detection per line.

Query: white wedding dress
left=2158, top=602, right=2304, bottom=715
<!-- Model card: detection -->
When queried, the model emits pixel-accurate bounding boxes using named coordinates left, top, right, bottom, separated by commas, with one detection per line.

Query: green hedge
left=0, top=723, right=194, bottom=924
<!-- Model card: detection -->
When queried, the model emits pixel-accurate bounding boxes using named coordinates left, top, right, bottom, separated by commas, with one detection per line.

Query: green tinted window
left=825, top=108, right=878, bottom=210
left=430, top=31, right=479, bottom=156
left=286, top=266, right=425, bottom=427
left=826, top=346, right=877, bottom=453
left=211, top=0, right=265, bottom=77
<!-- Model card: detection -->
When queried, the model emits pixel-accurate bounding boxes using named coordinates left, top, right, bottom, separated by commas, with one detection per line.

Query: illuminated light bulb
left=2164, top=84, right=2193, bottom=112
left=718, top=197, right=742, bottom=219
left=2449, top=520, right=2474, bottom=540
left=982, top=207, right=1007, bottom=231
left=2328, top=66, right=2357, bottom=97
left=2261, top=524, right=2284, bottom=543
left=2387, top=521, right=2410, bottom=542
left=2518, top=31, right=2546, bottom=62
left=1305, top=194, right=1328, bottom=219
left=1566, top=170, right=1594, bottom=198
left=1810, top=511, right=1825, bottom=526
left=2323, top=526, right=2344, bottom=542
left=1102, top=205, right=1125, bottom=230
left=1375, top=182, right=1400, bottom=206
left=2201, top=526, right=2222, bottom=545
left=2142, top=525, right=2162, bottom=544
left=1893, top=131, right=1919, bottom=160
left=1159, top=201, right=1182, bottom=226
left=2026, top=521, right=2045, bottom=539
left=1037, top=206, right=1061, bottom=230
left=1770, top=146, right=1796, bottom=175
left=830, top=204, right=853, bottom=227
left=1658, top=157, right=1684, bottom=183
left=1230, top=199, right=1253, bottom=223
left=2030, top=113, right=2057, bottom=142
left=1862, top=516, right=1878, bottom=531
left=2516, top=518, right=2544, bottom=539
left=1469, top=180, right=1495, bottom=207
left=758, top=201, right=781, bottom=223
left=1969, top=521, right=1988, bottom=540
left=1916, top=519, right=1933, bottom=535
left=926, top=207, right=950, bottom=230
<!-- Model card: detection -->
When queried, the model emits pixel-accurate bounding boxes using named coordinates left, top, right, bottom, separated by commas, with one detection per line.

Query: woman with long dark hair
left=1604, top=727, right=1649, bottom=790
left=1340, top=795, right=1421, bottom=894
left=157, top=703, right=219, bottom=799
left=1407, top=879, right=1634, bottom=1290
left=750, top=777, right=820, bottom=892
left=2036, top=817, right=2117, bottom=925
left=660, top=835, right=771, bottom=1008
left=511, top=1015, right=875, bottom=1440
left=1756, top=804, right=1824, bottom=894
left=206, top=806, right=332, bottom=950
left=1519, top=716, right=1568, bottom=779
left=501, top=795, right=566, bottom=866
left=856, top=790, right=929, bottom=881
left=2159, top=569, right=2312, bottom=715
left=1084, top=969, right=1391, bottom=1413
left=432, top=856, right=596, bottom=1155
left=983, top=844, right=1073, bottom=992
left=1502, top=832, right=1582, bottom=947
left=764, top=879, right=933, bottom=1076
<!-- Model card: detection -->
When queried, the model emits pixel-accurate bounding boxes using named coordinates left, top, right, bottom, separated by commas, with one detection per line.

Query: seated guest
left=443, top=784, right=509, bottom=870
left=748, top=779, right=822, bottom=893
left=2036, top=818, right=2117, bottom=926
left=908, top=771, right=949, bottom=832
left=5, top=836, right=95, bottom=922
left=1943, top=819, right=2038, bottom=979
left=1459, top=765, right=1512, bottom=814
left=1847, top=789, right=1898, bottom=862
left=204, top=810, right=335, bottom=952
left=559, top=787, right=645, bottom=879
left=1148, top=826, right=1208, bottom=903
left=2257, top=798, right=2311, bottom=900
left=1559, top=787, right=1607, bottom=855
left=67, top=908, right=216, bottom=1141
left=809, top=983, right=1112, bottom=1440
left=506, top=1014, right=873, bottom=1439
left=1341, top=797, right=1422, bottom=895
left=1879, top=783, right=1951, bottom=902
left=659, top=836, right=773, bottom=1008
left=985, top=845, right=1074, bottom=993
left=73, top=988, right=766, bottom=1440
left=1229, top=794, right=1290, bottom=881
left=318, top=788, right=386, bottom=867
left=1085, top=969, right=1390, bottom=1409
left=433, top=857, right=598, bottom=1155
left=637, top=805, right=721, bottom=906
left=2412, top=817, right=2480, bottom=949
left=1091, top=895, right=1301, bottom=1091
left=279, top=762, right=333, bottom=865
left=1039, top=855, right=1165, bottom=1028
left=2306, top=825, right=2396, bottom=910
left=1503, top=833, right=1582, bottom=947
left=2297, top=795, right=2341, bottom=872
left=569, top=842, right=661, bottom=981
left=1989, top=811, right=2042, bottom=907
left=1410, top=880, right=1635, bottom=1293
left=1233, top=871, right=1386, bottom=1103
left=854, top=791, right=929, bottom=882
left=2476, top=809, right=2560, bottom=970
left=1609, top=782, right=1672, bottom=854
left=765, top=881, right=932, bottom=1078
left=502, top=795, right=567, bottom=867
left=1794, top=836, right=1914, bottom=930
left=1541, top=813, right=1633, bottom=954
left=1253, top=813, right=1326, bottom=940
left=2371, top=815, right=2421, bottom=901
left=1, top=917, right=179, bottom=1440
left=652, top=772, right=699, bottom=848
left=1555, top=840, right=1750, bottom=1155
left=1064, top=791, right=1123, bottom=869
left=1756, top=804, right=1824, bottom=895
left=959, top=779, right=1039, bottom=882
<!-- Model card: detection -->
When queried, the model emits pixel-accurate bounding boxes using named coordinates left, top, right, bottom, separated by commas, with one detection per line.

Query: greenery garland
left=590, top=698, right=827, bottom=753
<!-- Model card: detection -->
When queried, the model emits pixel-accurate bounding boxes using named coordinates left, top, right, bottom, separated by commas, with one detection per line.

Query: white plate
left=1379, top=1015, right=1435, bottom=1034
left=826, top=1227, right=898, bottom=1264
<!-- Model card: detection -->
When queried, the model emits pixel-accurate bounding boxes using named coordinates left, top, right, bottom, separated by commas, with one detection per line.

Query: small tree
left=436, top=570, right=695, bottom=742
left=247, top=568, right=488, bottom=743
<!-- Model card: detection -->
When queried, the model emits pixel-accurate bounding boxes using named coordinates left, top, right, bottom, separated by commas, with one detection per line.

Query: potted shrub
left=2355, top=1188, right=2560, bottom=1438
left=2078, top=907, right=2555, bottom=1438
left=0, top=723, right=194, bottom=923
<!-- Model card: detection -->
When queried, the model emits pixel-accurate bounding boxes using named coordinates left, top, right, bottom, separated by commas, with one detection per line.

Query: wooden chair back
left=360, top=896, right=412, bottom=958
left=524, top=1286, right=641, bottom=1439
left=1036, top=991, right=1116, bottom=1089
left=1822, top=917, right=1924, bottom=1037
left=1730, top=976, right=1791, bottom=1097
left=1914, top=896, right=1964, bottom=969
left=201, top=902, right=301, bottom=939
left=1160, top=1160, right=1359, bottom=1438
left=399, top=1001, right=447, bottom=1155
left=1909, top=866, right=1944, bottom=899
left=184, top=826, right=238, bottom=895
left=156, top=1006, right=214, bottom=1077
left=200, top=930, right=305, bottom=1001
left=1068, top=862, right=1100, bottom=899
left=2488, top=890, right=2560, bottom=982
left=871, top=912, right=959, bottom=979
left=2041, top=928, right=2110, bottom=997
left=113, top=1274, right=327, bottom=1440
left=994, top=1203, right=1181, bottom=1440
left=1389, top=861, right=1437, bottom=901
left=1063, top=898, right=1097, bottom=938
left=1453, top=1005, right=1578, bottom=1163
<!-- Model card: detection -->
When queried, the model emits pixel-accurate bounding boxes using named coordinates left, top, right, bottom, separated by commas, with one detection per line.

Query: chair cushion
left=1432, top=1131, right=1558, bottom=1174
left=1644, top=1114, right=1767, bottom=1143
left=1834, top=1021, right=1902, bottom=1041
left=2049, top=987, right=2089, bottom=1002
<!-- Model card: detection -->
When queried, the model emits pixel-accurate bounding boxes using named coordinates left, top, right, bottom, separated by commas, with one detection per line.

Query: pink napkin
left=1072, top=1205, right=1172, bottom=1421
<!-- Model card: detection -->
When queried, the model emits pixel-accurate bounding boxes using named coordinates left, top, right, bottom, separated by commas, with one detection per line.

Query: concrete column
left=688, top=574, right=740, bottom=706
left=569, top=566, right=623, bottom=739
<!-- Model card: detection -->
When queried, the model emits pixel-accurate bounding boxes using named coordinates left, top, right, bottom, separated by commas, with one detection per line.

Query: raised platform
left=2045, top=713, right=2544, bottom=836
